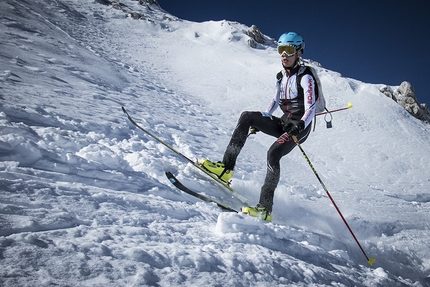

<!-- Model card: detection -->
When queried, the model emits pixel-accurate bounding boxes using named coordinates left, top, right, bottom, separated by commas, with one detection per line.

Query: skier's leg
left=258, top=124, right=312, bottom=213
left=223, top=111, right=283, bottom=169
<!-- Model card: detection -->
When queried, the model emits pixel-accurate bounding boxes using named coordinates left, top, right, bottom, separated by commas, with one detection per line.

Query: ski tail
left=165, top=172, right=238, bottom=213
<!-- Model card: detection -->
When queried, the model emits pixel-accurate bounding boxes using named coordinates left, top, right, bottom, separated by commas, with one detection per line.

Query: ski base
left=165, top=172, right=238, bottom=213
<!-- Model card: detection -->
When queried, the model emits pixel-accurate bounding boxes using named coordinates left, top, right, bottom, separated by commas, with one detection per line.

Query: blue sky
left=158, top=0, right=430, bottom=106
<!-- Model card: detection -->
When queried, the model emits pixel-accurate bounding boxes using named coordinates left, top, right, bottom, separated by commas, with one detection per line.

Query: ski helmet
left=277, top=32, right=305, bottom=55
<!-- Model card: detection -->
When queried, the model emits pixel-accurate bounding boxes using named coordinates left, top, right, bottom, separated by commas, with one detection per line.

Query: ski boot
left=241, top=205, right=272, bottom=222
left=201, top=159, right=233, bottom=183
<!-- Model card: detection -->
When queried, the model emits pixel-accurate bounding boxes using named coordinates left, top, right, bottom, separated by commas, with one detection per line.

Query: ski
left=122, top=106, right=234, bottom=192
left=165, top=172, right=239, bottom=212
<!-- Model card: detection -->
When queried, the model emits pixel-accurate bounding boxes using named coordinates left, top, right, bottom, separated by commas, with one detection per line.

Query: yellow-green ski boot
left=241, top=206, right=272, bottom=222
left=201, top=159, right=233, bottom=183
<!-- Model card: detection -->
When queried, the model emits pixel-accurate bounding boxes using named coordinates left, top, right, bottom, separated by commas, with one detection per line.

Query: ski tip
left=347, top=102, right=353, bottom=109
left=121, top=106, right=126, bottom=113
left=165, top=172, right=178, bottom=184
left=368, top=257, right=376, bottom=266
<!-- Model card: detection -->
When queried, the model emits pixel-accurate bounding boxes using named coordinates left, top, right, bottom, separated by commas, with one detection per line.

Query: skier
left=202, top=32, right=317, bottom=222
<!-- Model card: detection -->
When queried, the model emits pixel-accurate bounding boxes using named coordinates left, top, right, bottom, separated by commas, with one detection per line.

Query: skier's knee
left=238, top=111, right=253, bottom=125
left=267, top=149, right=281, bottom=168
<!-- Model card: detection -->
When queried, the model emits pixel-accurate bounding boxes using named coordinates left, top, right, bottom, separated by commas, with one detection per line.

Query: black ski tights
left=222, top=111, right=311, bottom=213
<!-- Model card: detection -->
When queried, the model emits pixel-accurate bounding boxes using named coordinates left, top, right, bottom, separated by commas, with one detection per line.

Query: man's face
left=281, top=51, right=302, bottom=68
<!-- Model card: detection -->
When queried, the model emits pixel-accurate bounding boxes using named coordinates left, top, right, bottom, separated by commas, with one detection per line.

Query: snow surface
left=1, top=0, right=429, bottom=286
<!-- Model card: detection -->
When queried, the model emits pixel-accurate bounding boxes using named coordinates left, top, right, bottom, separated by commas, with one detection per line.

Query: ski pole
left=316, top=102, right=353, bottom=116
left=291, top=135, right=376, bottom=266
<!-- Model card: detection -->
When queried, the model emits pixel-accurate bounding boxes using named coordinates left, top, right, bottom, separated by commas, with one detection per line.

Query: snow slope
left=1, top=0, right=429, bottom=286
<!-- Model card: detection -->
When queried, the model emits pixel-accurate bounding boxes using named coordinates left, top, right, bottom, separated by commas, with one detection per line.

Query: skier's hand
left=283, top=121, right=304, bottom=136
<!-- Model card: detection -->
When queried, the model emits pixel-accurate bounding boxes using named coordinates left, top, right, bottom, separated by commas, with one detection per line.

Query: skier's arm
left=300, top=74, right=316, bottom=128
left=264, top=81, right=281, bottom=115
left=265, top=98, right=277, bottom=116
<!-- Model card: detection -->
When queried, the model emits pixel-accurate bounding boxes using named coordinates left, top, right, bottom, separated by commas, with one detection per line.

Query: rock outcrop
left=380, top=82, right=429, bottom=123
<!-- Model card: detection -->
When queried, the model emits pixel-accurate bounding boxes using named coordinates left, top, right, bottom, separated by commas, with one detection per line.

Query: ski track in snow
left=0, top=0, right=429, bottom=286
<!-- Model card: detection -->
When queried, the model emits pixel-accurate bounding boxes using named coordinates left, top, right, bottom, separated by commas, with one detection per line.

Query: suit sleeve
left=300, top=74, right=316, bottom=128
left=265, top=81, right=281, bottom=115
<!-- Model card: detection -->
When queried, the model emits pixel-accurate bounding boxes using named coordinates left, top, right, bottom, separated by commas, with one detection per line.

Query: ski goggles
left=278, top=45, right=299, bottom=56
